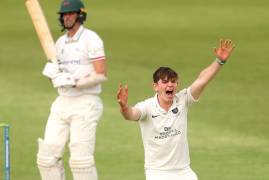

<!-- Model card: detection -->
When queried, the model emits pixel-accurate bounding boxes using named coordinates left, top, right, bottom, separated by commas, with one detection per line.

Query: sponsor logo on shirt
left=154, top=126, right=181, bottom=139
left=60, top=60, right=81, bottom=65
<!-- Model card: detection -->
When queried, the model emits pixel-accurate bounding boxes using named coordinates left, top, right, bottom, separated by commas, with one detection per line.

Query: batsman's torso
left=55, top=26, right=103, bottom=96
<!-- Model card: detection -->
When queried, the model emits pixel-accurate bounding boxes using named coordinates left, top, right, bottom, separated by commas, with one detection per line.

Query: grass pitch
left=0, top=0, right=268, bottom=179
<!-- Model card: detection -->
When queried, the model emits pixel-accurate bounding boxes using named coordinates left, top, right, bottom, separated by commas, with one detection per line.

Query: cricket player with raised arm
left=37, top=0, right=107, bottom=180
left=117, top=39, right=234, bottom=180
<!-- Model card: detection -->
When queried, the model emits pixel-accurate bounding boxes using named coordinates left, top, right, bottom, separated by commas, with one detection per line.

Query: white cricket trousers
left=146, top=167, right=198, bottom=180
left=44, top=94, right=103, bottom=160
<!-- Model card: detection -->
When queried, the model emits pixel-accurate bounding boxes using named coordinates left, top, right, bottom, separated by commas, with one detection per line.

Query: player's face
left=63, top=12, right=78, bottom=29
left=154, top=77, right=178, bottom=103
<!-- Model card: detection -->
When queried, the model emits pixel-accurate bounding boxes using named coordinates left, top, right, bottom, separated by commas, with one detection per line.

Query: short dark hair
left=153, top=67, right=178, bottom=83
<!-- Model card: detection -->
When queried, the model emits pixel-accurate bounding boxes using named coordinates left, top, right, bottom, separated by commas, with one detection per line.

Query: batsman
left=37, top=0, right=107, bottom=179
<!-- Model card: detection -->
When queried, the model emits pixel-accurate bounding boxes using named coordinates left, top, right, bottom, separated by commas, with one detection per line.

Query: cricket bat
left=25, top=0, right=57, bottom=63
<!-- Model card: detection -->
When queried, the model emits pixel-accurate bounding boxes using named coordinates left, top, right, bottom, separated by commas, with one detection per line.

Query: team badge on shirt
left=172, top=107, right=178, bottom=114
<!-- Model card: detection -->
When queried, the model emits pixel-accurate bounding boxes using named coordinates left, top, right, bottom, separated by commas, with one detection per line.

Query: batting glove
left=42, top=62, right=60, bottom=79
left=52, top=72, right=76, bottom=88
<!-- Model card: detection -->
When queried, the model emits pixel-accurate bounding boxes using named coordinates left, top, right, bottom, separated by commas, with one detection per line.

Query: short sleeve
left=134, top=101, right=148, bottom=121
left=87, top=32, right=105, bottom=61
left=186, top=87, right=199, bottom=107
left=176, top=88, right=198, bottom=107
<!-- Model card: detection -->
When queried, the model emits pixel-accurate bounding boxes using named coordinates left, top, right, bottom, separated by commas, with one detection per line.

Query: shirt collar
left=154, top=94, right=169, bottom=114
left=154, top=93, right=180, bottom=113
left=65, top=25, right=84, bottom=43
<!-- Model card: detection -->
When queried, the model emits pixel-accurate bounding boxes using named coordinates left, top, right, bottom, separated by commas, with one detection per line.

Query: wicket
left=0, top=124, right=10, bottom=180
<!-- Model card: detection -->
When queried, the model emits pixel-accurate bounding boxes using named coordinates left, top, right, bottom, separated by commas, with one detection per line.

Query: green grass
left=0, top=0, right=268, bottom=179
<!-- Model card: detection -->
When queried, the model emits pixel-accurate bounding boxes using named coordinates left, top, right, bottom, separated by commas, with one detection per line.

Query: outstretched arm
left=117, top=84, right=141, bottom=121
left=190, top=39, right=235, bottom=100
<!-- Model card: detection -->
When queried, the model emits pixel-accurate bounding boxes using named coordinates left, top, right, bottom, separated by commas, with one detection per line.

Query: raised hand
left=117, top=84, right=129, bottom=110
left=214, top=39, right=235, bottom=61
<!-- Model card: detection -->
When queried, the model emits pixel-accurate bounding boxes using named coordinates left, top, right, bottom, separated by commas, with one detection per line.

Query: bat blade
left=25, top=0, right=57, bottom=63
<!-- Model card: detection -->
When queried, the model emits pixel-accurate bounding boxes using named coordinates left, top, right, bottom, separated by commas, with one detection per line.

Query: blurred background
left=0, top=0, right=268, bottom=179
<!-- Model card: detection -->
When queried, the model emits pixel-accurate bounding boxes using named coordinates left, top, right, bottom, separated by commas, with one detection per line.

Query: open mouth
left=165, top=90, right=174, bottom=96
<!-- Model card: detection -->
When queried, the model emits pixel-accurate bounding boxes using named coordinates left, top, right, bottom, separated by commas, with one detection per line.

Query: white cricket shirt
left=55, top=25, right=105, bottom=96
left=135, top=88, right=198, bottom=170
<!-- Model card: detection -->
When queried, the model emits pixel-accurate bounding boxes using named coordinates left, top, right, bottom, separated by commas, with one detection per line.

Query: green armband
left=216, top=58, right=226, bottom=65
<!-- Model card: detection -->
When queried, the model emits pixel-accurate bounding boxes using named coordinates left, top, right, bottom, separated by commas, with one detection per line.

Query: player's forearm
left=190, top=60, right=222, bottom=99
left=120, top=106, right=140, bottom=121
left=198, top=60, right=222, bottom=84
left=75, top=73, right=107, bottom=88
